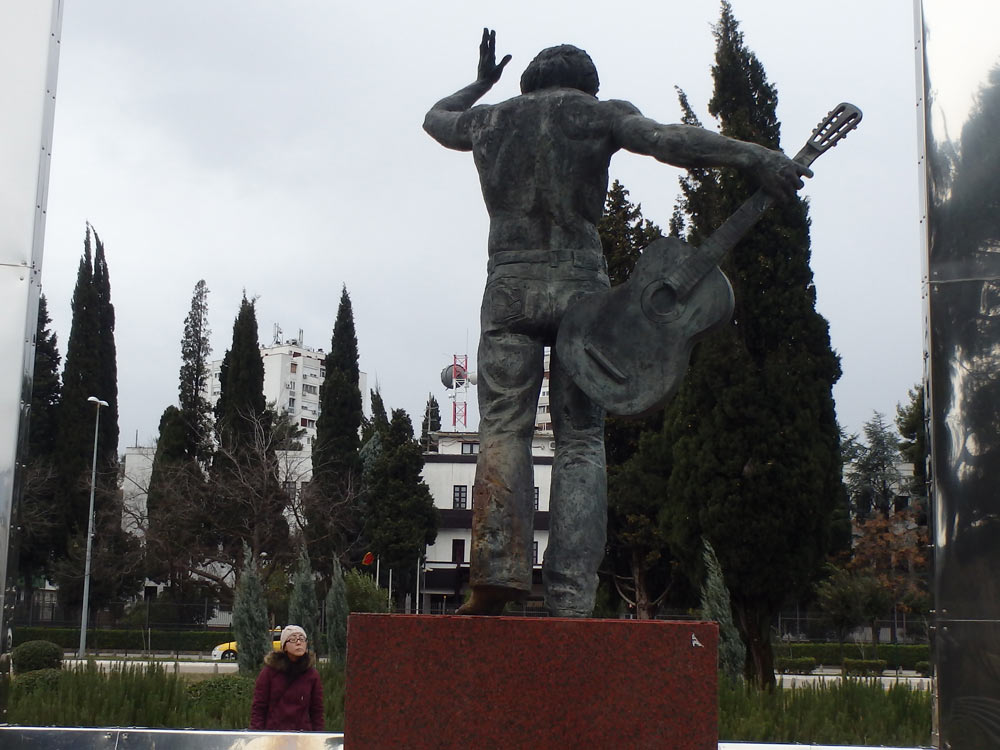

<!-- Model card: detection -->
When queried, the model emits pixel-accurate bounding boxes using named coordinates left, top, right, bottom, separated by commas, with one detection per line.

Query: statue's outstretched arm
left=423, top=28, right=512, bottom=151
left=613, top=111, right=812, bottom=200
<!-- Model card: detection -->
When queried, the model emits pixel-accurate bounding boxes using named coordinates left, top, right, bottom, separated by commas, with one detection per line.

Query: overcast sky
left=40, top=1, right=923, bottom=451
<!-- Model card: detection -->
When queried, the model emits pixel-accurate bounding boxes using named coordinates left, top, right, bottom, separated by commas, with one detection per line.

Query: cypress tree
left=287, top=545, right=320, bottom=647
left=420, top=394, right=441, bottom=452
left=29, top=295, right=62, bottom=459
left=91, top=230, right=119, bottom=489
left=211, top=295, right=289, bottom=564
left=308, top=286, right=363, bottom=574
left=597, top=181, right=676, bottom=618
left=665, top=2, right=843, bottom=686
left=233, top=545, right=271, bottom=675
left=145, top=405, right=207, bottom=590
left=178, top=280, right=213, bottom=466
left=54, top=225, right=122, bottom=582
left=896, top=385, right=926, bottom=499
left=215, top=294, right=266, bottom=449
left=324, top=557, right=348, bottom=663
left=699, top=539, right=745, bottom=683
left=365, top=409, right=438, bottom=607
left=55, top=229, right=100, bottom=544
left=18, top=295, right=63, bottom=599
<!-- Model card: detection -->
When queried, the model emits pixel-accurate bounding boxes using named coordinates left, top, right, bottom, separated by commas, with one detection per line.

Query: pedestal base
left=345, top=614, right=718, bottom=749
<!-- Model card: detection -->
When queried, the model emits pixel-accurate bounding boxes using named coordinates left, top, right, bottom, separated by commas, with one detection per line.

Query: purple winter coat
left=250, top=651, right=324, bottom=731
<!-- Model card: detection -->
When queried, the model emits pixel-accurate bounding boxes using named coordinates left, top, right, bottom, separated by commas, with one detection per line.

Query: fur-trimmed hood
left=264, top=650, right=315, bottom=673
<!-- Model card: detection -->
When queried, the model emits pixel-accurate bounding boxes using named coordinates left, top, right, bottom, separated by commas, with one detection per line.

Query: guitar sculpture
left=556, top=103, right=862, bottom=417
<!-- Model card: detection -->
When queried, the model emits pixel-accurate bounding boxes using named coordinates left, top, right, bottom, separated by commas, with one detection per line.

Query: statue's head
left=520, top=44, right=599, bottom=96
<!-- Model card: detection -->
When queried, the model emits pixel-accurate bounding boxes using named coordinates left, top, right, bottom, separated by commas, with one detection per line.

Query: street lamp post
left=78, top=396, right=108, bottom=659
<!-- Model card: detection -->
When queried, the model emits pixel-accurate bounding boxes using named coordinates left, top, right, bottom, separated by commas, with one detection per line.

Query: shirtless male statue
left=423, top=29, right=810, bottom=616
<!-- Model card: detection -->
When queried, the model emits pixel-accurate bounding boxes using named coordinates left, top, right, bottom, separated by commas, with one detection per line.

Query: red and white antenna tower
left=440, top=354, right=476, bottom=429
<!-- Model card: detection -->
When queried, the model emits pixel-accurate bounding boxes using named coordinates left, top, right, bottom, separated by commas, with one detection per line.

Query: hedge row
left=12, top=628, right=230, bottom=652
left=779, top=643, right=929, bottom=670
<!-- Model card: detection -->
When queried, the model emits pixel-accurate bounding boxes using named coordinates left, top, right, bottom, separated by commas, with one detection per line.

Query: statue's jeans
left=472, top=255, right=609, bottom=616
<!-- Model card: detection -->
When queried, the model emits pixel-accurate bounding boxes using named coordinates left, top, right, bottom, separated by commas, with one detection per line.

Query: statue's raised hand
left=477, top=28, right=511, bottom=86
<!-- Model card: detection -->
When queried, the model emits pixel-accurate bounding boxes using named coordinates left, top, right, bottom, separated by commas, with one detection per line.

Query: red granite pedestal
left=345, top=614, right=718, bottom=750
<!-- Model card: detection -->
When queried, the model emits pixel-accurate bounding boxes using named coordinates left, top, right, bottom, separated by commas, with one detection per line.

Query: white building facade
left=202, top=332, right=368, bottom=447
left=418, top=431, right=554, bottom=613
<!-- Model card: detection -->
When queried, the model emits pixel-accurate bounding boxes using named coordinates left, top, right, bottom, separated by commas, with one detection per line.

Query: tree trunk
left=734, top=603, right=776, bottom=689
left=633, top=551, right=654, bottom=620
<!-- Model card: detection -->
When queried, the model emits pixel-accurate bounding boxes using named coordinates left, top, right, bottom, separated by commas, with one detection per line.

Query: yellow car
left=211, top=628, right=283, bottom=661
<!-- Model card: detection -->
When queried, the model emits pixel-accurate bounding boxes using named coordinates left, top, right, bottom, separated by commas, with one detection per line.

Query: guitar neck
left=666, top=140, right=823, bottom=298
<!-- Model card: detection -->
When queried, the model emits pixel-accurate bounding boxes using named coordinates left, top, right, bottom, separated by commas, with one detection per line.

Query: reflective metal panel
left=0, top=2, right=62, bottom=648
left=0, top=727, right=344, bottom=750
left=920, top=1, right=1000, bottom=747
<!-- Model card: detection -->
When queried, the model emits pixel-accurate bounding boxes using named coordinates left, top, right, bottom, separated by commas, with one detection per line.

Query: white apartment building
left=202, top=330, right=368, bottom=447
left=418, top=430, right=554, bottom=613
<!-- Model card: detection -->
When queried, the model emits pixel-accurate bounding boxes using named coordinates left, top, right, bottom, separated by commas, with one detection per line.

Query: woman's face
left=284, top=633, right=308, bottom=660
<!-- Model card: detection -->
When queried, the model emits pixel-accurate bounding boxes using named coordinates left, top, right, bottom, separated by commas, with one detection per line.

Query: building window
left=452, top=538, right=466, bottom=563
left=461, top=442, right=479, bottom=455
left=453, top=485, right=468, bottom=509
left=282, top=481, right=297, bottom=499
left=290, top=362, right=298, bottom=373
left=300, top=417, right=316, bottom=429
left=532, top=541, right=539, bottom=566
left=288, top=397, right=295, bottom=410
left=320, top=368, right=326, bottom=378
left=534, top=486, right=539, bottom=510
left=302, top=383, right=318, bottom=395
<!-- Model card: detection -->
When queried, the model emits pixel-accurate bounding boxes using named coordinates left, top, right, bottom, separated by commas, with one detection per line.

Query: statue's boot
left=456, top=585, right=523, bottom=616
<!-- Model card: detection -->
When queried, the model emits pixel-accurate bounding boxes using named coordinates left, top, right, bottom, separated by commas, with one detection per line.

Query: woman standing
left=250, top=624, right=325, bottom=731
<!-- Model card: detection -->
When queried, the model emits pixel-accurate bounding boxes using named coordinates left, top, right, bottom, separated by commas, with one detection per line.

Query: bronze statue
left=424, top=29, right=811, bottom=616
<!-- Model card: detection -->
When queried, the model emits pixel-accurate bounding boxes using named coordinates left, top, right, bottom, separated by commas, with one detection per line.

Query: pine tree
left=700, top=539, right=745, bottom=683
left=287, top=545, right=320, bottom=648
left=665, top=2, right=843, bottom=686
left=233, top=545, right=271, bottom=674
left=365, top=409, right=438, bottom=606
left=846, top=412, right=902, bottom=520
left=324, top=557, right=349, bottom=663
left=178, top=280, right=213, bottom=465
left=420, top=393, right=441, bottom=452
left=308, top=286, right=363, bottom=575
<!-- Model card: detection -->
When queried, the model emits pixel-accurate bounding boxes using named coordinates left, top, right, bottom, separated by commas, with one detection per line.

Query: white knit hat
left=280, top=624, right=307, bottom=650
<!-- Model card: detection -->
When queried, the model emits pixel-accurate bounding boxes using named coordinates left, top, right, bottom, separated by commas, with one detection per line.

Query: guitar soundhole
left=648, top=284, right=677, bottom=314
left=641, top=280, right=681, bottom=323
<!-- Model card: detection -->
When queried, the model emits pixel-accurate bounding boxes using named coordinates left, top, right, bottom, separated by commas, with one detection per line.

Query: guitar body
left=556, top=236, right=734, bottom=417
left=556, top=103, right=861, bottom=417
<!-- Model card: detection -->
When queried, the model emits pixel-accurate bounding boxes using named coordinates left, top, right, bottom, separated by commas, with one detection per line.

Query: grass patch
left=720, top=676, right=933, bottom=746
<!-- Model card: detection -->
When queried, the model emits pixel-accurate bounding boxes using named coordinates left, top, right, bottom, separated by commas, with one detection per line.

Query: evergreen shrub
left=782, top=642, right=929, bottom=670
left=11, top=667, right=61, bottom=695
left=13, top=627, right=228, bottom=652
left=11, top=640, right=62, bottom=673
left=344, top=570, right=389, bottom=613
left=842, top=658, right=888, bottom=676
left=915, top=661, right=931, bottom=676
left=775, top=656, right=816, bottom=674
left=185, top=674, right=254, bottom=724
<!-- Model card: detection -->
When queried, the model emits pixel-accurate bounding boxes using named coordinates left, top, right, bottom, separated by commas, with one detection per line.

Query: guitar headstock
left=807, top=102, right=862, bottom=155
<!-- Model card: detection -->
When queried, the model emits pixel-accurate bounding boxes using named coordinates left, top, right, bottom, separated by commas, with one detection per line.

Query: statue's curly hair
left=520, top=45, right=599, bottom=96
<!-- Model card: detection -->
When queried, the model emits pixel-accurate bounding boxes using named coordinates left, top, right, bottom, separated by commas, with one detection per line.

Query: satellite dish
left=441, top=363, right=477, bottom=388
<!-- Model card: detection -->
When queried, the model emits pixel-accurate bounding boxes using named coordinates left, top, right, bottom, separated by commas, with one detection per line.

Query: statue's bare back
left=464, top=91, right=639, bottom=254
